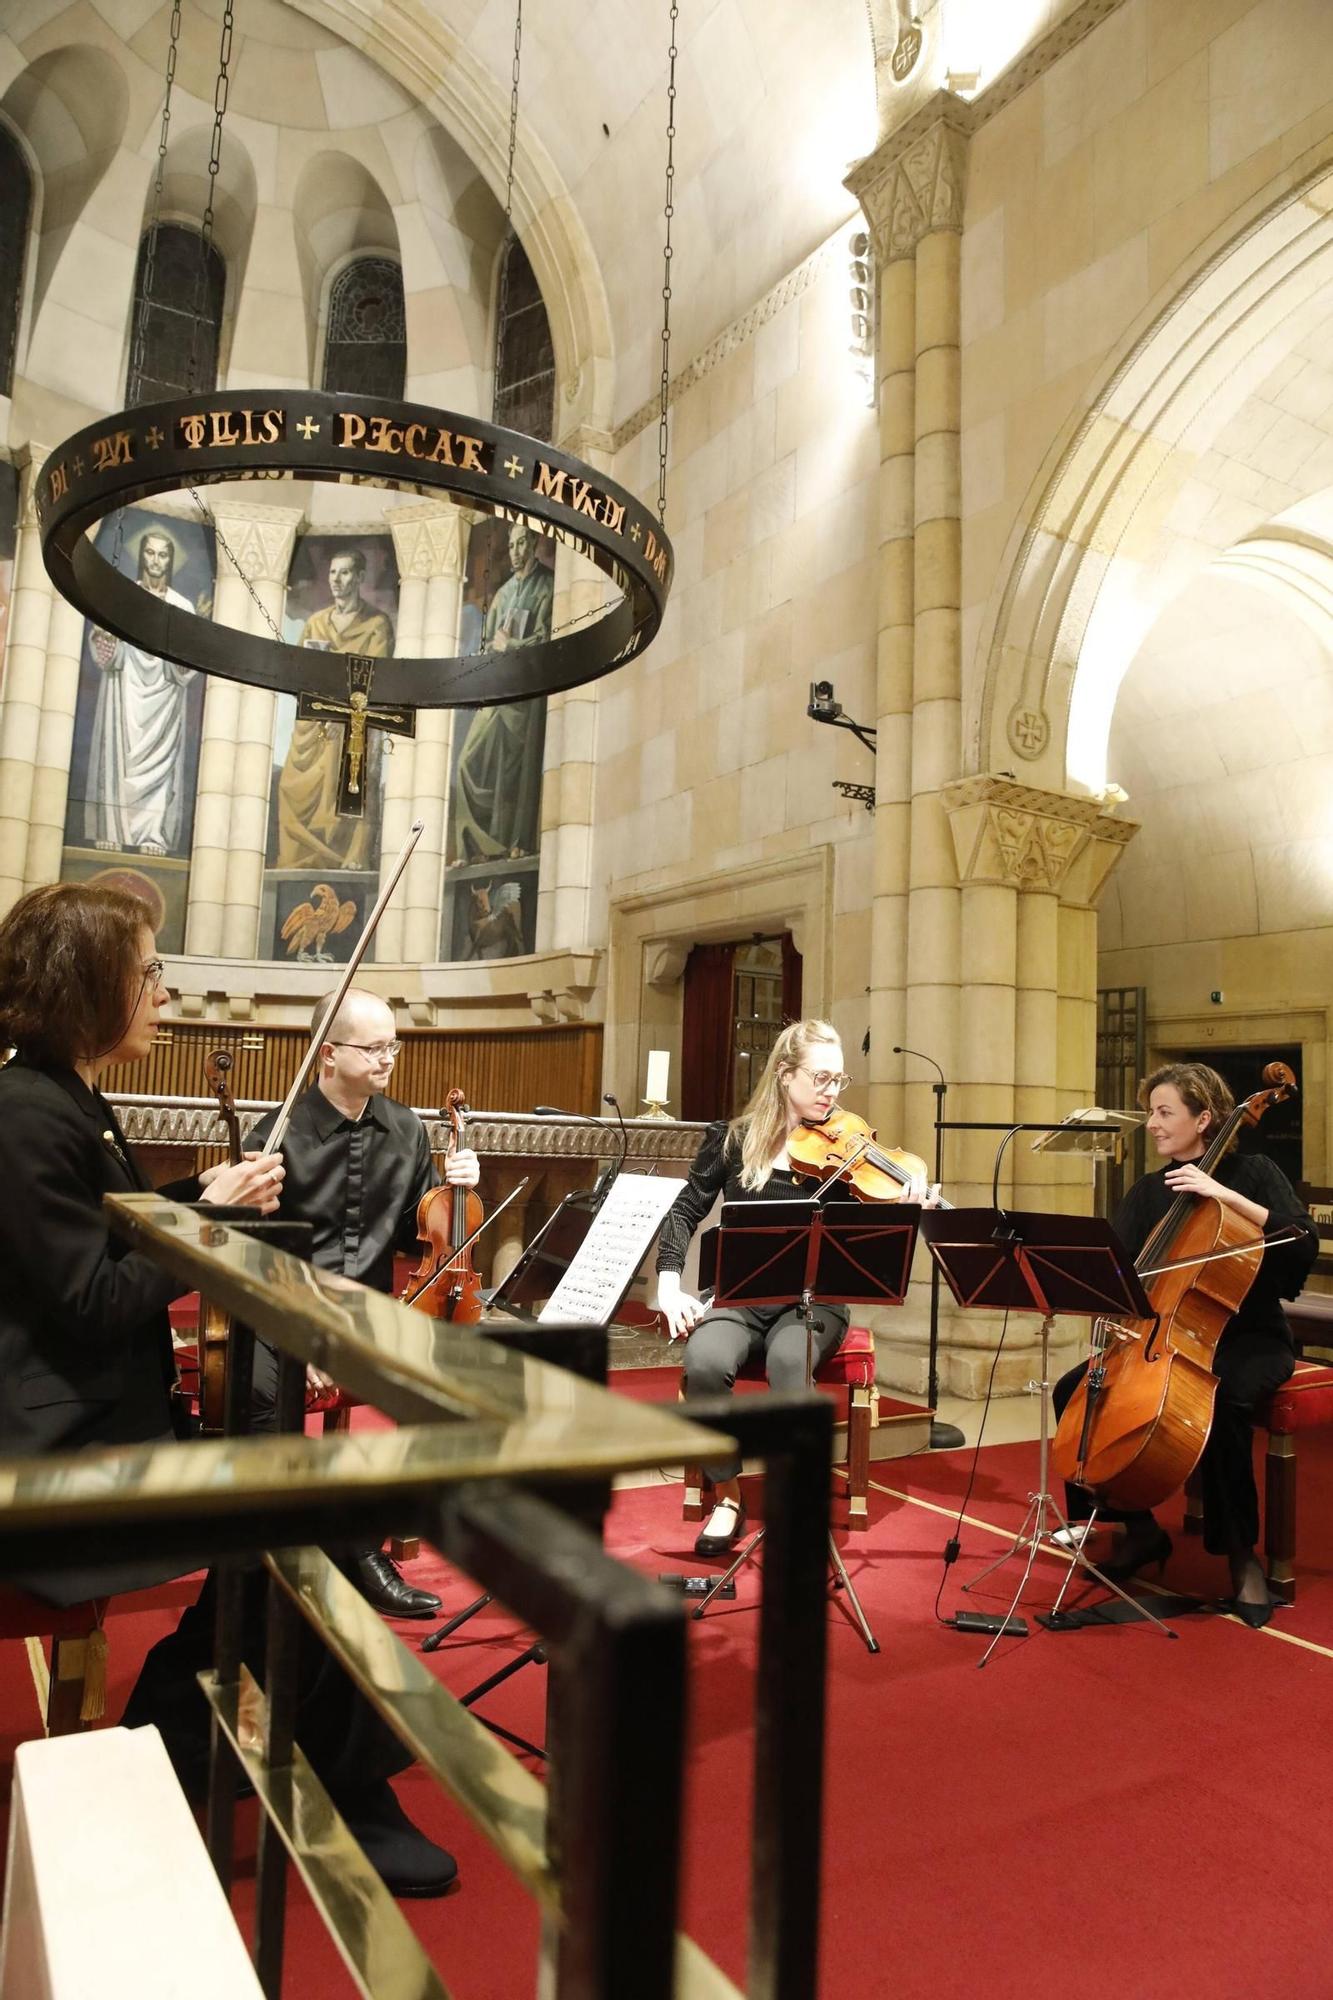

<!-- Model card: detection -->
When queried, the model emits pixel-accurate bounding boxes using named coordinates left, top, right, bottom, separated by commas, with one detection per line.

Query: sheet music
left=538, top=1171, right=686, bottom=1326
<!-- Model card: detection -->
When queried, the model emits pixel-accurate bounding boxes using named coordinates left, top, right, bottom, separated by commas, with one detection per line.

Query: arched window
left=125, top=223, right=225, bottom=406
left=0, top=124, right=33, bottom=397
left=494, top=235, right=554, bottom=440
left=321, top=256, right=406, bottom=400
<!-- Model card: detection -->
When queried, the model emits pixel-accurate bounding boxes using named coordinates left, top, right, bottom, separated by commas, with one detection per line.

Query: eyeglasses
left=795, top=1066, right=851, bottom=1093
left=331, top=1040, right=401, bottom=1060
left=140, top=958, right=165, bottom=987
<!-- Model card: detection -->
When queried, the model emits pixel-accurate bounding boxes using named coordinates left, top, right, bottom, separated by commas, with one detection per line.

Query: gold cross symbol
left=630, top=522, right=642, bottom=543
left=145, top=426, right=165, bottom=449
left=297, top=417, right=320, bottom=440
left=504, top=455, right=524, bottom=479
left=72, top=456, right=85, bottom=477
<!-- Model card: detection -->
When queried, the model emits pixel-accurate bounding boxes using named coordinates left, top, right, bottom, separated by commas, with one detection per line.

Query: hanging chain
left=176, top=0, right=286, bottom=645
left=656, top=0, right=678, bottom=525
left=491, top=0, right=524, bottom=419
left=115, top=0, right=184, bottom=577
left=186, top=0, right=233, bottom=396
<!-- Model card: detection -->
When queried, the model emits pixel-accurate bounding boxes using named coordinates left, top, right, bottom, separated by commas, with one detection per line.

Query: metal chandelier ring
left=36, top=389, right=674, bottom=708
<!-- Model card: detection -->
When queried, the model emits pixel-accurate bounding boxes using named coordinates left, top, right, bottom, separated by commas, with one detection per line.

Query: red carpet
left=5, top=1425, right=1333, bottom=1997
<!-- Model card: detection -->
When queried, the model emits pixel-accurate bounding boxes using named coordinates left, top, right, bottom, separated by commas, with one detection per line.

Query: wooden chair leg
left=1182, top=1466, right=1204, bottom=1536
left=682, top=1462, right=705, bottom=1522
left=321, top=1404, right=353, bottom=1434
left=1265, top=1431, right=1296, bottom=1605
left=845, top=1387, right=871, bottom=1531
left=46, top=1634, right=92, bottom=1737
left=388, top=1537, right=421, bottom=1563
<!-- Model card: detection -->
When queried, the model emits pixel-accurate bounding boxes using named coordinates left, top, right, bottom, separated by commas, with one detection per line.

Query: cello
left=401, top=1088, right=486, bottom=1321
left=1051, top=1060, right=1299, bottom=1513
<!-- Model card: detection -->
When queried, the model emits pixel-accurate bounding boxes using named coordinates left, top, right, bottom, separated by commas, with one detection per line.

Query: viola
left=402, top=1087, right=485, bottom=1321
left=786, top=1105, right=930, bottom=1204
left=1051, top=1060, right=1298, bottom=1512
left=198, top=1048, right=241, bottom=1434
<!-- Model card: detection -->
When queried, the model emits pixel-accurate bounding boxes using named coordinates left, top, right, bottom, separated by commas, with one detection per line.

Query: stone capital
left=942, top=775, right=1137, bottom=902
left=15, top=441, right=51, bottom=526
left=387, top=501, right=465, bottom=581
left=209, top=499, right=305, bottom=585
left=846, top=91, right=971, bottom=264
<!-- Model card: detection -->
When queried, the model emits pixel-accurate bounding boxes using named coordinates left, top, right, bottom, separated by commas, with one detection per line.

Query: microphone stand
left=894, top=1046, right=965, bottom=1449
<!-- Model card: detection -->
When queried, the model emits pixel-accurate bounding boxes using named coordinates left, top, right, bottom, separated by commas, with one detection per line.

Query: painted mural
left=441, top=517, right=551, bottom=961
left=263, top=533, right=400, bottom=962
left=60, top=506, right=212, bottom=952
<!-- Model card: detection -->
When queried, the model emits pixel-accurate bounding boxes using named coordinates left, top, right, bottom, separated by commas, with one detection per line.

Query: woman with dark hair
left=1051, top=1061, right=1318, bottom=1627
left=0, top=882, right=458, bottom=1896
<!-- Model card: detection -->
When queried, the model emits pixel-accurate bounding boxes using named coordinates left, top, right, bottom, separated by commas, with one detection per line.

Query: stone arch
left=293, top=149, right=402, bottom=386
left=289, top=0, right=614, bottom=439
left=0, top=43, right=129, bottom=342
left=975, top=151, right=1333, bottom=798
left=129, top=117, right=260, bottom=389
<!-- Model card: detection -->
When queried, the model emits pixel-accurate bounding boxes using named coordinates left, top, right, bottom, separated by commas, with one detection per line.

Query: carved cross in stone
left=296, top=655, right=416, bottom=819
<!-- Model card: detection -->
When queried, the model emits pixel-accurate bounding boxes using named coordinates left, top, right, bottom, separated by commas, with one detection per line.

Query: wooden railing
left=101, top=1021, right=604, bottom=1117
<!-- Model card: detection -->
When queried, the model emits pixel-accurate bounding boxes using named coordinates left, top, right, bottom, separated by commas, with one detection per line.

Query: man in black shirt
left=247, top=987, right=481, bottom=1616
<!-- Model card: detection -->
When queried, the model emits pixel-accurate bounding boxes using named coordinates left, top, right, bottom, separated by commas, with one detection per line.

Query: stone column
left=24, top=591, right=85, bottom=893
left=0, top=447, right=55, bottom=908
left=937, top=777, right=1138, bottom=1389
left=214, top=503, right=303, bottom=959
left=384, top=503, right=463, bottom=966
left=537, top=421, right=611, bottom=956
left=851, top=101, right=970, bottom=1186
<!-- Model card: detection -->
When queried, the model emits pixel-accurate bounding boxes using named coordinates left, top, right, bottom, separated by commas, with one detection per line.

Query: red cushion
left=168, top=1292, right=200, bottom=1333
left=0, top=1590, right=101, bottom=1640
left=735, top=1324, right=876, bottom=1390
left=1262, top=1359, right=1333, bottom=1434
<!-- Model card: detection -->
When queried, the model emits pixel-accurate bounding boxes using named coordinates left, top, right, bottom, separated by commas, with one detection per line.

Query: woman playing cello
left=655, top=1018, right=932, bottom=1557
left=1052, top=1062, right=1317, bottom=1626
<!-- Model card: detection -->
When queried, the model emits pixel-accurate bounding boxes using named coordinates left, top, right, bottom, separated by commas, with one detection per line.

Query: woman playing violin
left=656, top=1018, right=929, bottom=1557
left=1052, top=1062, right=1317, bottom=1626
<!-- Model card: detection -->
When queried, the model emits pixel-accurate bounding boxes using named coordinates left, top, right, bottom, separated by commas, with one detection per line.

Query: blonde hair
left=727, top=1018, right=842, bottom=1191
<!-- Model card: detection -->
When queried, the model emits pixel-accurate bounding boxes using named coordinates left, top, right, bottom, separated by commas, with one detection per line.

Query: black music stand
left=920, top=1207, right=1180, bottom=1661
left=690, top=1197, right=921, bottom=1654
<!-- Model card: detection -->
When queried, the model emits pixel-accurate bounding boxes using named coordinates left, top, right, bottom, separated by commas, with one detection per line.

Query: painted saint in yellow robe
left=275, top=549, right=394, bottom=871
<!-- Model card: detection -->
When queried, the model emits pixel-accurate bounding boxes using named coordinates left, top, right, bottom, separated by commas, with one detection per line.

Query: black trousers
left=1052, top=1327, right=1294, bottom=1557
left=120, top=1565, right=410, bottom=1801
left=682, top=1301, right=849, bottom=1483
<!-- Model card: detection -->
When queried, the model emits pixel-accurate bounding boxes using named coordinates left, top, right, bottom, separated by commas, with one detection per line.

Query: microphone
left=893, top=1044, right=946, bottom=1088
left=603, top=1092, right=630, bottom=1180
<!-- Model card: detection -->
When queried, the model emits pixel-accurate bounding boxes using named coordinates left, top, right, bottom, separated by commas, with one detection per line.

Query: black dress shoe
left=1223, top=1593, right=1275, bottom=1630
left=354, top=1551, right=443, bottom=1619
left=1097, top=1526, right=1173, bottom=1584
left=693, top=1499, right=747, bottom=1559
left=338, top=1781, right=458, bottom=1898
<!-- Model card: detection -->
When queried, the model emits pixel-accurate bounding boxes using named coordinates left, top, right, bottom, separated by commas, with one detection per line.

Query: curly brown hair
left=1139, top=1061, right=1236, bottom=1146
left=0, top=882, right=154, bottom=1066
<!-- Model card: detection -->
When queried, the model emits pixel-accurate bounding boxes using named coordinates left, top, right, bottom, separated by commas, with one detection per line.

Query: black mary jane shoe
left=693, top=1498, right=747, bottom=1559
left=1097, top=1526, right=1173, bottom=1585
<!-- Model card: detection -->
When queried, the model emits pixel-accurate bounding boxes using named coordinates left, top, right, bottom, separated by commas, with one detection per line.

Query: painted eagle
left=281, top=883, right=357, bottom=961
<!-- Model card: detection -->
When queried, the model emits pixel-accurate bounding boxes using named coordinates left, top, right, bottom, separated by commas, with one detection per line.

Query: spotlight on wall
left=808, top=680, right=877, bottom=813
left=848, top=231, right=876, bottom=406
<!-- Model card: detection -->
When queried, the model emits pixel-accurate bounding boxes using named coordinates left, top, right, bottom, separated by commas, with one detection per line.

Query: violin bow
left=262, top=817, right=424, bottom=1158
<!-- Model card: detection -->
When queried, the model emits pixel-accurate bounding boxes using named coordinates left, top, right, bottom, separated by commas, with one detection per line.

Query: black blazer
left=0, top=1061, right=196, bottom=1458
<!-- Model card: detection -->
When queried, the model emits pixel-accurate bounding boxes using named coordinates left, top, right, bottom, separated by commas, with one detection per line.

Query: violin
left=199, top=1049, right=241, bottom=1434
left=1051, top=1059, right=1298, bottom=1511
left=402, top=1087, right=485, bottom=1321
left=786, top=1105, right=930, bottom=1203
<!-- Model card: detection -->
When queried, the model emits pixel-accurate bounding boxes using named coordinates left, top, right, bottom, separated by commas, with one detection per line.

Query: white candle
left=645, top=1050, right=670, bottom=1103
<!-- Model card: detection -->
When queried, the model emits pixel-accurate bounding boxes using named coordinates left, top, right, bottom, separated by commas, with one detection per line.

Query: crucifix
left=296, top=655, right=416, bottom=818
